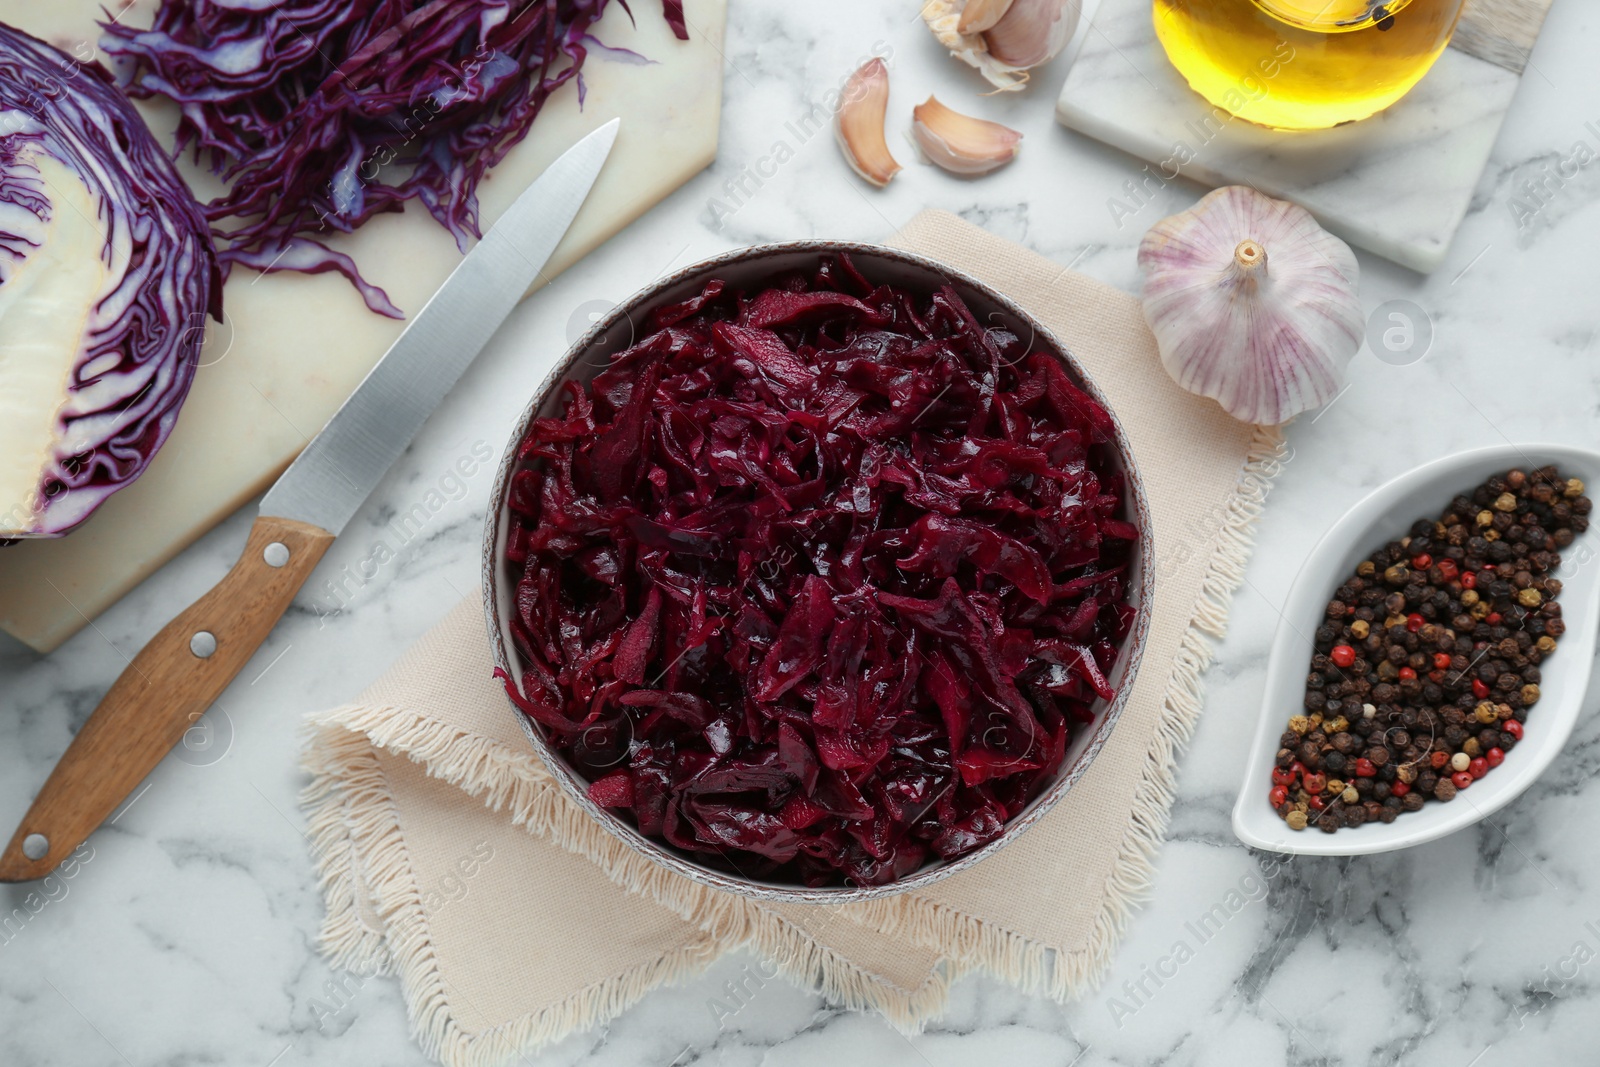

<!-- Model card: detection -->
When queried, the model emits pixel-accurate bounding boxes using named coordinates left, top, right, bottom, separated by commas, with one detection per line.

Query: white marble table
left=4, top=2, right=1599, bottom=1064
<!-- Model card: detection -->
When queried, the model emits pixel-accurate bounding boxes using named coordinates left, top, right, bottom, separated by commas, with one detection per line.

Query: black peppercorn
left=1271, top=469, right=1582, bottom=833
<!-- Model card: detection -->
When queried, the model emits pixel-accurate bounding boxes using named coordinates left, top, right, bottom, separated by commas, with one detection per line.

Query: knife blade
left=0, top=119, right=620, bottom=882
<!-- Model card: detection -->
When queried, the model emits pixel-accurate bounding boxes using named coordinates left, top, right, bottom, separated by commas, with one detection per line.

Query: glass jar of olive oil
left=1152, top=0, right=1468, bottom=130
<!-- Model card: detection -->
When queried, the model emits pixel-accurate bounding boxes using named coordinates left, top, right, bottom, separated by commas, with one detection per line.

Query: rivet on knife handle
left=0, top=515, right=334, bottom=882
left=0, top=120, right=619, bottom=883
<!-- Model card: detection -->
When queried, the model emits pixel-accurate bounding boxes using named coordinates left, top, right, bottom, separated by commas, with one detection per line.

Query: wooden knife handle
left=0, top=515, right=334, bottom=882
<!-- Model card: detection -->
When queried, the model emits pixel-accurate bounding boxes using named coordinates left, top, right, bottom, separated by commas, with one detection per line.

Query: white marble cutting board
left=0, top=0, right=726, bottom=653
left=1056, top=0, right=1554, bottom=274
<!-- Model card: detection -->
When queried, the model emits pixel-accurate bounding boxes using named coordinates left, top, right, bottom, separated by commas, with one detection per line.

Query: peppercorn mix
left=1271, top=467, right=1590, bottom=832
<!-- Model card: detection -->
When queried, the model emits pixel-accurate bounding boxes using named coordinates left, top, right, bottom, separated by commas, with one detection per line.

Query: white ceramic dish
left=1233, top=443, right=1600, bottom=856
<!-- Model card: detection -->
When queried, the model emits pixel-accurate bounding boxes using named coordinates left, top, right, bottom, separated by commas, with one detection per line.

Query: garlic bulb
left=922, top=0, right=1082, bottom=92
left=912, top=96, right=1022, bottom=176
left=836, top=59, right=901, bottom=187
left=984, top=0, right=1082, bottom=69
left=957, top=0, right=1014, bottom=34
left=1137, top=186, right=1362, bottom=426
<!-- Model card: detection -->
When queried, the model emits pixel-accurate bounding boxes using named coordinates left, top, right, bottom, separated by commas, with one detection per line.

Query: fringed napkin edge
left=300, top=703, right=960, bottom=1063
left=840, top=425, right=1288, bottom=999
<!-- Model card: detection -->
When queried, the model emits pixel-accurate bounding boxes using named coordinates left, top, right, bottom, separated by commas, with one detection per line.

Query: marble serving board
left=1056, top=0, right=1555, bottom=273
left=0, top=0, right=726, bottom=653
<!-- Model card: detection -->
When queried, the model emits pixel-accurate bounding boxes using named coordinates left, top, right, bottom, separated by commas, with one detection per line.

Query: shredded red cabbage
left=101, top=1, right=689, bottom=318
left=500, top=255, right=1139, bottom=887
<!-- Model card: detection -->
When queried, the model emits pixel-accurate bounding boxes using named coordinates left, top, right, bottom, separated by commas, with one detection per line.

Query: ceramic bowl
left=484, top=242, right=1155, bottom=903
left=1233, top=443, right=1600, bottom=856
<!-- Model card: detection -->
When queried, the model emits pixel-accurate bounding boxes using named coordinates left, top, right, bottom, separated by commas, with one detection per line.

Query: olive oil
left=1152, top=0, right=1468, bottom=130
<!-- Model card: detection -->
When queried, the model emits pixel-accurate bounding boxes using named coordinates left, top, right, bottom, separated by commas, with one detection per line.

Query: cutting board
left=1056, top=0, right=1555, bottom=273
left=0, top=0, right=727, bottom=653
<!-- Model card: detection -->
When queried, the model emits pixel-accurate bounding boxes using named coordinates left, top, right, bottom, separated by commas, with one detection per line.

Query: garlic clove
left=957, top=0, right=1015, bottom=34
left=1137, top=185, right=1363, bottom=426
left=836, top=58, right=901, bottom=188
left=911, top=96, right=1022, bottom=176
left=922, top=0, right=1080, bottom=91
left=921, top=0, right=1024, bottom=91
left=984, top=0, right=1081, bottom=70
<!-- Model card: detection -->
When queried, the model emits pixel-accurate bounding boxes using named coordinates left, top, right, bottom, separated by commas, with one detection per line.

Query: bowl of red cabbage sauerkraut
left=484, top=243, right=1153, bottom=900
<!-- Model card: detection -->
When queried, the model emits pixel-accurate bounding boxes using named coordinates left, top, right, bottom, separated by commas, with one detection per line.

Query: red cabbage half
left=0, top=24, right=221, bottom=539
left=500, top=255, right=1140, bottom=887
left=102, top=0, right=690, bottom=318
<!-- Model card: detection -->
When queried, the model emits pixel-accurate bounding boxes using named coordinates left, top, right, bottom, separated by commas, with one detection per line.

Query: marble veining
left=1056, top=0, right=1528, bottom=273
left=3, top=1, right=1600, bottom=1064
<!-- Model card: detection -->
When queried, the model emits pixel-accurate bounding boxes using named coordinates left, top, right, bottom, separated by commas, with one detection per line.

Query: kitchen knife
left=0, top=118, right=621, bottom=883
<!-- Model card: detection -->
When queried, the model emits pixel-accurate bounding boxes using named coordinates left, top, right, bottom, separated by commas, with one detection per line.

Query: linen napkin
left=301, top=209, right=1285, bottom=1065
